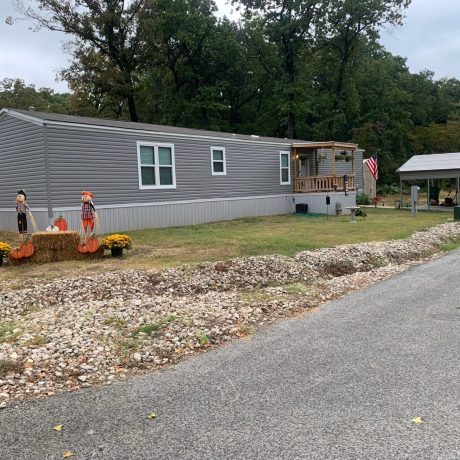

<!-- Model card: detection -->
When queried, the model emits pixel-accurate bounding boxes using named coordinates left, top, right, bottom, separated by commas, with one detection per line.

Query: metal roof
left=397, top=153, right=460, bottom=179
left=2, top=108, right=308, bottom=145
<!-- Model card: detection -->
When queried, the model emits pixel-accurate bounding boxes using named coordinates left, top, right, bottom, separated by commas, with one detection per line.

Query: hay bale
left=32, top=231, right=81, bottom=263
left=9, top=231, right=104, bottom=264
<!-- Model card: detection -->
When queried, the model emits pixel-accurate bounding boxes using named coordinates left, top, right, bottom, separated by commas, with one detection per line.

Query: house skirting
left=0, top=195, right=295, bottom=234
left=293, top=192, right=357, bottom=215
left=0, top=192, right=356, bottom=234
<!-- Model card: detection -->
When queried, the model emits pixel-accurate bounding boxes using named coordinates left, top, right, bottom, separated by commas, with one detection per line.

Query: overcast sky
left=0, top=0, right=459, bottom=93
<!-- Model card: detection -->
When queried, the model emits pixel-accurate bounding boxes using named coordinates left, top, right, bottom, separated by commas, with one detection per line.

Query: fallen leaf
left=62, top=451, right=74, bottom=458
left=147, top=412, right=157, bottom=419
left=53, top=425, right=64, bottom=432
left=411, top=416, right=424, bottom=425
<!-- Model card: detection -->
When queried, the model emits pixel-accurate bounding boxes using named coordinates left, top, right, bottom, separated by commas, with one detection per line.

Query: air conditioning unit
left=296, top=203, right=308, bottom=214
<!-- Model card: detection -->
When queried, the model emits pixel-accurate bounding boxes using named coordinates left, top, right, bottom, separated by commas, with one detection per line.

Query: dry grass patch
left=0, top=321, right=20, bottom=344
left=0, top=360, right=23, bottom=378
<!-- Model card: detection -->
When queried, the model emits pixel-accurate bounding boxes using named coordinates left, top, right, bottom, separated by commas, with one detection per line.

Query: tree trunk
left=127, top=93, right=138, bottom=122
left=287, top=110, right=295, bottom=139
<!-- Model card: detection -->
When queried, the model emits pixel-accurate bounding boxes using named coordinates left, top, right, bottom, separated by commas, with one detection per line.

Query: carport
left=397, top=152, right=460, bottom=209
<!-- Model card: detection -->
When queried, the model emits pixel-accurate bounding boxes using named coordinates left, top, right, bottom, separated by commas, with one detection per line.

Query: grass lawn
left=0, top=208, right=453, bottom=288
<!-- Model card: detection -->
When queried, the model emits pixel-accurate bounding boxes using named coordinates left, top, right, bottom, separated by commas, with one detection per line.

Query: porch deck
left=294, top=175, right=357, bottom=193
left=291, top=141, right=359, bottom=194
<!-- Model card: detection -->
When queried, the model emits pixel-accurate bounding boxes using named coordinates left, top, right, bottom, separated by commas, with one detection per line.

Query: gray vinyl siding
left=355, top=150, right=364, bottom=189
left=46, top=125, right=293, bottom=207
left=0, top=114, right=47, bottom=208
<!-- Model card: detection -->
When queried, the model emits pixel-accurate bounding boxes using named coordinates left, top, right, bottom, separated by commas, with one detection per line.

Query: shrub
left=356, top=192, right=371, bottom=205
left=377, top=184, right=402, bottom=196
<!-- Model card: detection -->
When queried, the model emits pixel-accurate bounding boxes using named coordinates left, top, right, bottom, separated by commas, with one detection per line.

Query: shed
left=397, top=152, right=460, bottom=206
left=0, top=108, right=364, bottom=233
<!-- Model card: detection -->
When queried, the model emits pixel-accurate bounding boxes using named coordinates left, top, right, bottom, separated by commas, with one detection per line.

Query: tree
left=234, top=0, right=328, bottom=138
left=61, top=43, right=129, bottom=118
left=11, top=0, right=148, bottom=121
left=0, top=78, right=70, bottom=113
left=318, top=0, right=412, bottom=138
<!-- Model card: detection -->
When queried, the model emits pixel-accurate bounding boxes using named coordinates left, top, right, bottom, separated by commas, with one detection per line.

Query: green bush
left=356, top=192, right=371, bottom=205
left=377, top=184, right=402, bottom=196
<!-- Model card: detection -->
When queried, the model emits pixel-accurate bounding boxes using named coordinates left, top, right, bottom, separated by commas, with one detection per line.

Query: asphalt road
left=1, top=252, right=459, bottom=460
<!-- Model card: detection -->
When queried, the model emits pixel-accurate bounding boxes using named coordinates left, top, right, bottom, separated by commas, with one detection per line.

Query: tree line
left=3, top=0, right=460, bottom=185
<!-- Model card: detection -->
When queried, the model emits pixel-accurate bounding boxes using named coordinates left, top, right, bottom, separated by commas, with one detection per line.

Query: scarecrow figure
left=16, top=190, right=29, bottom=241
left=81, top=191, right=96, bottom=237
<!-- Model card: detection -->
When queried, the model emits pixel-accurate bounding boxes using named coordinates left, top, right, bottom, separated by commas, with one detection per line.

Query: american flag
left=366, top=154, right=378, bottom=181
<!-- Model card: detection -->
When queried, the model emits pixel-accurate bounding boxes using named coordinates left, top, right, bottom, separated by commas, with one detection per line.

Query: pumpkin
left=20, top=241, right=35, bottom=258
left=77, top=242, right=89, bottom=254
left=54, top=216, right=68, bottom=231
left=86, top=236, right=100, bottom=253
left=10, top=248, right=24, bottom=259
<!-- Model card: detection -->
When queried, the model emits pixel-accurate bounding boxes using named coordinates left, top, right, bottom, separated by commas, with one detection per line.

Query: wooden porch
left=294, top=174, right=356, bottom=193
left=292, top=141, right=358, bottom=193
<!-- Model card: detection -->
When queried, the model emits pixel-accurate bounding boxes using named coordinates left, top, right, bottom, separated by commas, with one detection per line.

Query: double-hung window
left=211, top=147, right=226, bottom=176
left=137, top=142, right=176, bottom=189
left=280, top=151, right=291, bottom=185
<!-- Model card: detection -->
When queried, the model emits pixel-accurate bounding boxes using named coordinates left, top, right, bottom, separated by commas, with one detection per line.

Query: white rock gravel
left=0, top=222, right=459, bottom=407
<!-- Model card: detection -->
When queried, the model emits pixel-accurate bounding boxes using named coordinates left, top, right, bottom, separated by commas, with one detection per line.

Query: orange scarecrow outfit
left=81, top=191, right=96, bottom=236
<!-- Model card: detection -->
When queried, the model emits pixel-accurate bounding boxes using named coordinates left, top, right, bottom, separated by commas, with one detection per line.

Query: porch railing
left=294, top=175, right=356, bottom=193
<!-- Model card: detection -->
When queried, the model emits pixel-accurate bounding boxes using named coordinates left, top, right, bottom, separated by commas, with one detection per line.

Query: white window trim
left=280, top=151, right=291, bottom=185
left=211, top=146, right=227, bottom=176
left=137, top=141, right=176, bottom=190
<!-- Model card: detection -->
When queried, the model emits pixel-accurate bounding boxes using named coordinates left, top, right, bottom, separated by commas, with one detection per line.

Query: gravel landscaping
left=1, top=221, right=459, bottom=408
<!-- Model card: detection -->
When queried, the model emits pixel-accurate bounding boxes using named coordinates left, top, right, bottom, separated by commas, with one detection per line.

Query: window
left=280, top=151, right=291, bottom=185
left=211, top=147, right=226, bottom=176
left=137, top=142, right=176, bottom=189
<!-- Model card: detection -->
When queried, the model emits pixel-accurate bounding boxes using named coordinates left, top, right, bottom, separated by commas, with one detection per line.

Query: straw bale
left=32, top=232, right=80, bottom=263
left=8, top=231, right=103, bottom=265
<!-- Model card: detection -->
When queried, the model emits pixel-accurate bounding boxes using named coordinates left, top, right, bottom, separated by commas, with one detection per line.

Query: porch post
left=293, top=147, right=298, bottom=178
left=351, top=149, right=355, bottom=175
left=332, top=145, right=336, bottom=177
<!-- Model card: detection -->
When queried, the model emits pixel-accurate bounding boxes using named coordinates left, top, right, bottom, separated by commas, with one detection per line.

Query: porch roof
left=291, top=141, right=358, bottom=150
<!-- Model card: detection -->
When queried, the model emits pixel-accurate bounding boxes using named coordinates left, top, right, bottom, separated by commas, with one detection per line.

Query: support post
left=351, top=149, right=355, bottom=175
left=293, top=147, right=298, bottom=178
left=400, top=178, right=403, bottom=210
left=427, top=178, right=430, bottom=211
left=457, top=177, right=459, bottom=205
left=332, top=146, right=336, bottom=177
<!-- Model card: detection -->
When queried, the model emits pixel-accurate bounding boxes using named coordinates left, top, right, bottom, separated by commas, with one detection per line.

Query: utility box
left=454, top=206, right=460, bottom=221
left=411, top=186, right=420, bottom=216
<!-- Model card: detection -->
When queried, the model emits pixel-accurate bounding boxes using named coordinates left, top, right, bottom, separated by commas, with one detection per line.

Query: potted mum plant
left=0, top=242, right=12, bottom=266
left=101, top=234, right=132, bottom=257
